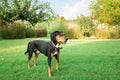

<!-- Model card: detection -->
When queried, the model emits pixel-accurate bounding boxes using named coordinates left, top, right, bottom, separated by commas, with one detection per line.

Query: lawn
left=0, top=39, right=120, bottom=80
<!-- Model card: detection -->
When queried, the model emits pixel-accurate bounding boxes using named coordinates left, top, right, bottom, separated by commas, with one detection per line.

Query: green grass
left=0, top=39, right=120, bottom=80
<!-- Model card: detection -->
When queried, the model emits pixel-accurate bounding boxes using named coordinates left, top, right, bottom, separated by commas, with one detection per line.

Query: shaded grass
left=0, top=39, right=120, bottom=80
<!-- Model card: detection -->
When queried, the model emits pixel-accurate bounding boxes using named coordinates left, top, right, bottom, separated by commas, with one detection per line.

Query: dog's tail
left=25, top=42, right=30, bottom=55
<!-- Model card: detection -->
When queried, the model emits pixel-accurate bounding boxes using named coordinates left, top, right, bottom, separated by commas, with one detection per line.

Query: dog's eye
left=59, top=33, right=65, bottom=36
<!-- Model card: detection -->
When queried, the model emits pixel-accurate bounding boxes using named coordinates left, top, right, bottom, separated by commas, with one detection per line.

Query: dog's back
left=25, top=40, right=51, bottom=56
left=32, top=40, right=50, bottom=54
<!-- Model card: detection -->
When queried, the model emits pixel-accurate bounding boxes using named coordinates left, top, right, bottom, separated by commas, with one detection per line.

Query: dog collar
left=51, top=41, right=59, bottom=48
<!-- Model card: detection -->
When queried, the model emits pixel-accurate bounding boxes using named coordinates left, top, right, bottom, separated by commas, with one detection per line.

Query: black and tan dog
left=25, top=31, right=68, bottom=77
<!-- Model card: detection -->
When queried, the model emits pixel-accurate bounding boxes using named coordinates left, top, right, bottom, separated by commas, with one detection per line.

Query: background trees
left=90, top=0, right=120, bottom=26
left=90, top=0, right=120, bottom=39
left=77, top=15, right=95, bottom=37
left=0, top=0, right=120, bottom=39
left=0, top=0, right=54, bottom=25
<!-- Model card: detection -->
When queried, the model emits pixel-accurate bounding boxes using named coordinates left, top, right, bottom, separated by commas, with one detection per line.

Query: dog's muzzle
left=65, top=38, right=68, bottom=43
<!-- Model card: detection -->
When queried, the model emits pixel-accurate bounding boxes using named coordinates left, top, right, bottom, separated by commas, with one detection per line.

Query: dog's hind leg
left=27, top=45, right=34, bottom=69
left=27, top=49, right=34, bottom=69
left=33, top=52, right=38, bottom=67
left=27, top=52, right=33, bottom=69
left=27, top=59, right=30, bottom=69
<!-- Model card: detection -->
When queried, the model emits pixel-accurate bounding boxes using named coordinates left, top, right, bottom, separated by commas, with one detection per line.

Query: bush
left=65, top=22, right=84, bottom=39
left=48, top=21, right=73, bottom=38
left=95, top=25, right=120, bottom=39
left=0, top=24, right=26, bottom=39
left=0, top=21, right=33, bottom=39
left=0, top=21, right=48, bottom=39
left=95, top=28, right=109, bottom=39
left=48, top=20, right=84, bottom=39
left=34, top=22, right=48, bottom=37
left=25, top=27, right=35, bottom=38
left=35, top=29, right=47, bottom=37
left=108, top=26, right=120, bottom=39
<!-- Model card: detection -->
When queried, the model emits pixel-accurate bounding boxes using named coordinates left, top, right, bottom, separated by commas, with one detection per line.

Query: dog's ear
left=51, top=31, right=61, bottom=42
left=50, top=31, right=56, bottom=42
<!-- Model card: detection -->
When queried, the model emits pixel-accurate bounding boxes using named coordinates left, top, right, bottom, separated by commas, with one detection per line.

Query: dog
left=25, top=31, right=68, bottom=77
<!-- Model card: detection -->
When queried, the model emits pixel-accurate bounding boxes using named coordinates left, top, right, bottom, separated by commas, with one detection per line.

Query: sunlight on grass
left=0, top=45, right=26, bottom=52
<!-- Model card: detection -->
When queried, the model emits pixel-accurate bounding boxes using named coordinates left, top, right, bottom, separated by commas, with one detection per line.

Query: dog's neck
left=53, top=41, right=57, bottom=45
left=55, top=43, right=59, bottom=48
left=51, top=41, right=60, bottom=48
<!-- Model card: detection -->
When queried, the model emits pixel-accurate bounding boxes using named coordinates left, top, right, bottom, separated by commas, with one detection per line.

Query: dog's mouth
left=59, top=38, right=68, bottom=44
left=65, top=38, right=68, bottom=43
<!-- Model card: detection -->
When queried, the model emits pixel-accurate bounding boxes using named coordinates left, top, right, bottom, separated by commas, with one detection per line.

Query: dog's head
left=51, top=31, right=68, bottom=44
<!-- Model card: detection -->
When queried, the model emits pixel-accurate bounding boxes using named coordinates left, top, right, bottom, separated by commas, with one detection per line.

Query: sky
left=41, top=0, right=91, bottom=19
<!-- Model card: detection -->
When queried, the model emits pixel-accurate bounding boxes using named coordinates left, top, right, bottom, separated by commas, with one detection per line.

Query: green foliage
left=47, top=19, right=76, bottom=39
left=95, top=28, right=109, bottom=39
left=48, top=21, right=65, bottom=33
left=108, top=26, right=120, bottom=39
left=0, top=0, right=55, bottom=25
left=50, top=15, right=95, bottom=39
left=0, top=21, right=48, bottom=39
left=76, top=15, right=95, bottom=37
left=0, top=24, right=26, bottom=39
left=95, top=24, right=120, bottom=39
left=35, top=29, right=47, bottom=37
left=25, top=27, right=35, bottom=38
left=47, top=16, right=95, bottom=39
left=34, top=22, right=48, bottom=37
left=90, top=0, right=120, bottom=25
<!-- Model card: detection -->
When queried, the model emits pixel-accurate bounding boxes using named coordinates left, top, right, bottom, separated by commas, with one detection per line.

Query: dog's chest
left=53, top=44, right=59, bottom=55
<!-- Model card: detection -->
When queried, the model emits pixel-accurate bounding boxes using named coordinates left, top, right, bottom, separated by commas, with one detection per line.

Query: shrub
left=0, top=21, right=48, bottom=39
left=34, top=22, right=48, bottom=37
left=95, top=24, right=109, bottom=39
left=0, top=27, right=2, bottom=39
left=35, top=29, right=47, bottom=37
left=0, top=21, right=32, bottom=39
left=25, top=27, right=35, bottom=38
left=65, top=22, right=84, bottom=39
left=108, top=26, right=120, bottom=39
left=95, top=28, right=109, bottom=39
left=48, top=20, right=84, bottom=39
left=0, top=24, right=26, bottom=39
left=95, top=24, right=120, bottom=39
left=12, top=25, right=26, bottom=39
left=48, top=21, right=73, bottom=38
left=0, top=28, right=11, bottom=39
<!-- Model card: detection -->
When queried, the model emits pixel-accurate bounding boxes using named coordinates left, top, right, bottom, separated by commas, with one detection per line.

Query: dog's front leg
left=55, top=55, right=59, bottom=71
left=48, top=55, right=52, bottom=77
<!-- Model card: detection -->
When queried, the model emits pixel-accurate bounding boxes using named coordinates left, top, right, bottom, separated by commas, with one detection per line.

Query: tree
left=0, top=0, right=55, bottom=25
left=90, top=0, right=120, bottom=26
left=77, top=15, right=95, bottom=37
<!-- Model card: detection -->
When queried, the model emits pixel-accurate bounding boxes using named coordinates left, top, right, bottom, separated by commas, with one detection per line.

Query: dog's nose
left=66, top=38, right=68, bottom=40
left=65, top=38, right=68, bottom=42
